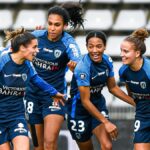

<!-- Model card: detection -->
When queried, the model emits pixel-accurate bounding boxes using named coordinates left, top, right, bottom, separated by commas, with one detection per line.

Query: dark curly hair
left=47, top=1, right=84, bottom=31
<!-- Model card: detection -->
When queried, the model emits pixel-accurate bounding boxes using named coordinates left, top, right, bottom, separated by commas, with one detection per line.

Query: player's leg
left=133, top=119, right=150, bottom=150
left=0, top=142, right=11, bottom=150
left=0, top=122, right=12, bottom=150
left=42, top=97, right=65, bottom=150
left=76, top=140, right=93, bottom=150
left=67, top=115, right=94, bottom=150
left=25, top=96, right=44, bottom=150
left=12, top=136, right=29, bottom=150
left=10, top=119, right=30, bottom=150
left=44, top=114, right=64, bottom=150
left=134, top=143, right=150, bottom=150
left=93, top=124, right=112, bottom=150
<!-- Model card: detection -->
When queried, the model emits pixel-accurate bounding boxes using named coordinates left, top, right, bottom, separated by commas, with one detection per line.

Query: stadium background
left=0, top=0, right=150, bottom=149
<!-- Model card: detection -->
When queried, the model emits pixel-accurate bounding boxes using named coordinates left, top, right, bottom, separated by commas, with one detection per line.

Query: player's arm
left=106, top=77, right=135, bottom=106
left=79, top=86, right=118, bottom=140
left=66, top=38, right=82, bottom=71
left=31, top=74, right=65, bottom=105
left=67, top=60, right=78, bottom=71
left=125, top=84, right=132, bottom=97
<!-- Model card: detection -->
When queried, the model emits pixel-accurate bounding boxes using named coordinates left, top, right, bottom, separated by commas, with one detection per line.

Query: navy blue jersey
left=0, top=52, right=37, bottom=123
left=26, top=30, right=81, bottom=97
left=0, top=52, right=57, bottom=123
left=68, top=54, right=114, bottom=118
left=119, top=57, right=150, bottom=119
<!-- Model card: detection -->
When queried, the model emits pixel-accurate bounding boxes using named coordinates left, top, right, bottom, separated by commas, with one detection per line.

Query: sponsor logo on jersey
left=126, top=80, right=147, bottom=89
left=126, top=80, right=139, bottom=85
left=92, top=71, right=105, bottom=80
left=48, top=106, right=61, bottom=111
left=90, top=84, right=103, bottom=94
left=43, top=48, right=53, bottom=53
left=131, top=92, right=150, bottom=100
left=4, top=73, right=27, bottom=81
left=33, top=57, right=59, bottom=71
left=0, top=85, right=25, bottom=96
left=4, top=74, right=12, bottom=77
left=14, top=123, right=27, bottom=133
left=69, top=44, right=80, bottom=57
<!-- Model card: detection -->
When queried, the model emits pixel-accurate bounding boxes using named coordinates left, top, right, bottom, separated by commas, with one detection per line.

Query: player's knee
left=101, top=142, right=112, bottom=150
left=44, top=138, right=56, bottom=150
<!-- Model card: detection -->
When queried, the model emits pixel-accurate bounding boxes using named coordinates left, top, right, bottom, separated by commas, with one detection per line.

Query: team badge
left=80, top=73, right=86, bottom=79
left=22, top=74, right=27, bottom=81
left=140, top=81, right=146, bottom=89
left=54, top=49, right=62, bottom=58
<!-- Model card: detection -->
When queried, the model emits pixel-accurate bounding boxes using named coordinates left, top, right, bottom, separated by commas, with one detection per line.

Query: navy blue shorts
left=67, top=109, right=108, bottom=142
left=0, top=119, right=29, bottom=144
left=24, top=95, right=65, bottom=124
left=133, top=118, right=150, bottom=143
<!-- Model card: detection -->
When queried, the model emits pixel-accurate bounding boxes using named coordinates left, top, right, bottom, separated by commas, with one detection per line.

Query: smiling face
left=87, top=37, right=105, bottom=63
left=120, top=40, right=140, bottom=66
left=21, top=39, right=39, bottom=61
left=47, top=14, right=66, bottom=42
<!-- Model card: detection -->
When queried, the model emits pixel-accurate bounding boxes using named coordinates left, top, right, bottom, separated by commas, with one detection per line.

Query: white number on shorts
left=70, top=120, right=85, bottom=132
left=78, top=120, right=85, bottom=132
left=134, top=120, right=140, bottom=132
left=23, top=98, right=27, bottom=108
left=27, top=102, right=34, bottom=114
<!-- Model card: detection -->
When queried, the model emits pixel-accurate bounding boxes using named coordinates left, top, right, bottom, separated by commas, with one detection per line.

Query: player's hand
left=52, top=92, right=66, bottom=106
left=104, top=121, right=118, bottom=141
left=67, top=60, right=77, bottom=71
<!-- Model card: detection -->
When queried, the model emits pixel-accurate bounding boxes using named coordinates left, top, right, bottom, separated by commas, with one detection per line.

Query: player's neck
left=11, top=53, right=24, bottom=65
left=130, top=57, right=143, bottom=71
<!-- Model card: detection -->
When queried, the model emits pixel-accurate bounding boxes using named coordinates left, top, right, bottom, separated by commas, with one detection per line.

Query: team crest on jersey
left=140, top=81, right=146, bottom=89
left=54, top=49, right=62, bottom=58
left=80, top=73, right=86, bottom=79
left=22, top=74, right=27, bottom=81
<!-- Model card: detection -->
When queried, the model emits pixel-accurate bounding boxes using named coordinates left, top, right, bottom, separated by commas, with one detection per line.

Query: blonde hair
left=124, top=28, right=149, bottom=56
